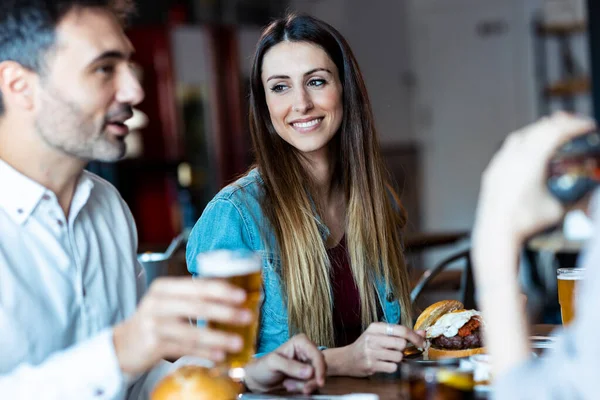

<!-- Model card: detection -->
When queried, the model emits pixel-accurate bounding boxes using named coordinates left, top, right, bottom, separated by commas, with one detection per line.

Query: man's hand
left=113, top=277, right=252, bottom=376
left=243, top=334, right=326, bottom=394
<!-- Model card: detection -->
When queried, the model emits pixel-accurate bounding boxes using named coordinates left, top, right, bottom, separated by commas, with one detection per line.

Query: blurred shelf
left=536, top=21, right=587, bottom=35
left=544, top=77, right=590, bottom=97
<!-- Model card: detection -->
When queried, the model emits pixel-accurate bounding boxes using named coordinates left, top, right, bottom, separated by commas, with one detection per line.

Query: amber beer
left=557, top=268, right=584, bottom=325
left=196, top=251, right=262, bottom=375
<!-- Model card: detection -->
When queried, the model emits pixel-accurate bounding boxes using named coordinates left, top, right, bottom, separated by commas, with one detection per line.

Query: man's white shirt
left=0, top=159, right=146, bottom=399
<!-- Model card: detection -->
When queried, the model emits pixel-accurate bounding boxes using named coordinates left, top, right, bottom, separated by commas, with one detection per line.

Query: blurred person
left=471, top=112, right=600, bottom=398
left=0, top=1, right=324, bottom=398
left=187, top=13, right=425, bottom=378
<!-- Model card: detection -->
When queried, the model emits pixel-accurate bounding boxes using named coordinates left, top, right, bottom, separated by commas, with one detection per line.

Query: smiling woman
left=186, top=13, right=424, bottom=378
left=261, top=41, right=343, bottom=156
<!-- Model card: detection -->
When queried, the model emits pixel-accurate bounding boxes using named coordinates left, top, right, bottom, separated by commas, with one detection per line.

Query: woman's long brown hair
left=248, top=13, right=412, bottom=347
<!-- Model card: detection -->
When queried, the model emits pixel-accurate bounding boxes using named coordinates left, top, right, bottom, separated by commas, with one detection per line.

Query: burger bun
left=414, top=300, right=465, bottom=331
left=427, top=346, right=486, bottom=360
left=151, top=366, right=242, bottom=400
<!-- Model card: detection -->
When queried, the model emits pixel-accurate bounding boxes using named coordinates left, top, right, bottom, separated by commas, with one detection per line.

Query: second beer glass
left=557, top=268, right=585, bottom=325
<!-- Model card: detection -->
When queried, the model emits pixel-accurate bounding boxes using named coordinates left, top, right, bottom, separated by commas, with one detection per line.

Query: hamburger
left=151, top=366, right=242, bottom=400
left=414, top=300, right=486, bottom=360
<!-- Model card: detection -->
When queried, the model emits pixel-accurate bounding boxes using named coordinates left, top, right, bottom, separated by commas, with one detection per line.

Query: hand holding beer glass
left=557, top=268, right=584, bottom=325
left=196, top=250, right=263, bottom=379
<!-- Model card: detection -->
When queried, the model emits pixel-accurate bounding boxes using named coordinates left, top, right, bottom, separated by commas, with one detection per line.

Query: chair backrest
left=410, top=249, right=476, bottom=310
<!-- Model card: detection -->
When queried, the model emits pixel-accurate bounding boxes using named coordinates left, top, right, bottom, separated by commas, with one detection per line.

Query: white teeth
left=292, top=119, right=321, bottom=128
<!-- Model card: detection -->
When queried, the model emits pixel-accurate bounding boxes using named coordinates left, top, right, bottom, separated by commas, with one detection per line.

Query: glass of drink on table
left=557, top=268, right=585, bottom=325
left=401, top=361, right=476, bottom=400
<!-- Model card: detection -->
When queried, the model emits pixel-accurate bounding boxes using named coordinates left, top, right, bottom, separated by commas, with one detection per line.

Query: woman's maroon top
left=328, top=236, right=363, bottom=347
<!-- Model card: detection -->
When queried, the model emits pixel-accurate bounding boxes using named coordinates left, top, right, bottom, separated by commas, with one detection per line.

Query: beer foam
left=196, top=250, right=261, bottom=277
left=557, top=268, right=585, bottom=280
left=558, top=275, right=583, bottom=280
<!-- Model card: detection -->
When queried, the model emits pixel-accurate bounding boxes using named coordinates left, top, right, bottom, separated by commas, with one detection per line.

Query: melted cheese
left=426, top=310, right=482, bottom=338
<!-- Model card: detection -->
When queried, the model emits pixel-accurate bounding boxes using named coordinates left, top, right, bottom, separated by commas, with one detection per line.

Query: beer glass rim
left=557, top=267, right=585, bottom=278
left=196, top=250, right=262, bottom=277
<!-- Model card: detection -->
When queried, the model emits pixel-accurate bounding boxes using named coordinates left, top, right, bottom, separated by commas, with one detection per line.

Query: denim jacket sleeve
left=186, top=198, right=256, bottom=276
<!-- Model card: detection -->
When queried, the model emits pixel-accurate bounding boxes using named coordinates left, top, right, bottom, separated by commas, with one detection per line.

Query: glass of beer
left=401, top=361, right=476, bottom=400
left=196, top=250, right=262, bottom=380
left=557, top=268, right=585, bottom=325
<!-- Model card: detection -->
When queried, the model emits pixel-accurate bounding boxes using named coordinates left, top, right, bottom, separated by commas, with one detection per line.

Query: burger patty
left=430, top=329, right=483, bottom=350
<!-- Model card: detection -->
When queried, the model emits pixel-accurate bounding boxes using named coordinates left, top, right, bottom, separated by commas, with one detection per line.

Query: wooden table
left=266, top=325, right=558, bottom=400
left=298, top=376, right=407, bottom=399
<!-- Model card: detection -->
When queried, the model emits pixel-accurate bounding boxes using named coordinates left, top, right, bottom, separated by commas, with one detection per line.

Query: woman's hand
left=323, top=322, right=425, bottom=377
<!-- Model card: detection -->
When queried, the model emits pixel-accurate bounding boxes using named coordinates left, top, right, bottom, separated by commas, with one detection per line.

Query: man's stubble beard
left=34, top=87, right=126, bottom=163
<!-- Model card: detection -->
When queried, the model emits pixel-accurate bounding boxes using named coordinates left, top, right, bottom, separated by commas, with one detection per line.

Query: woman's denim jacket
left=186, top=169, right=402, bottom=356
